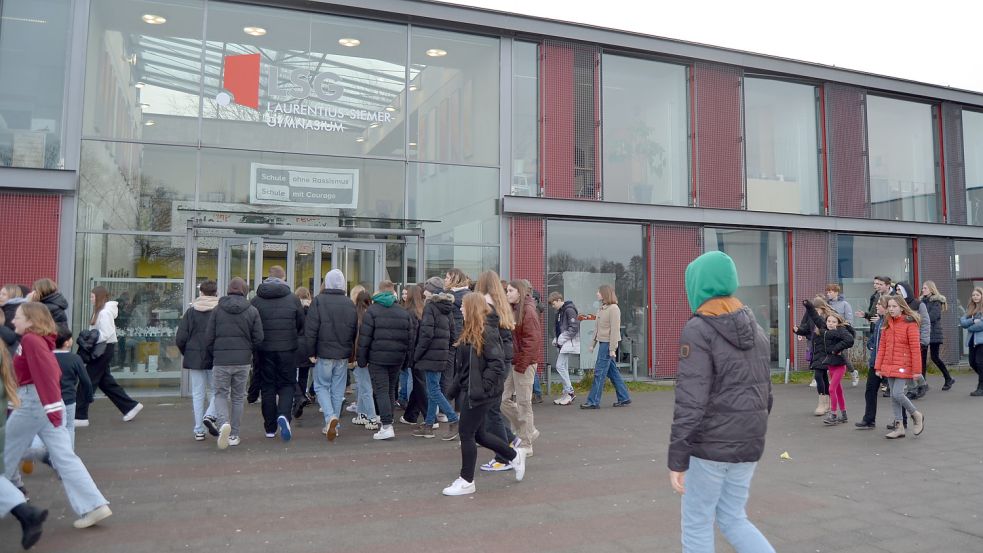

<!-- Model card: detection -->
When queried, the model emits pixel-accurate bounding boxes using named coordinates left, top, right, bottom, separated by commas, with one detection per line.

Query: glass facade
left=867, top=95, right=939, bottom=222
left=964, top=110, right=983, bottom=226
left=703, top=228, right=789, bottom=368
left=955, top=240, right=983, bottom=356
left=511, top=41, right=538, bottom=196
left=546, top=220, right=647, bottom=376
left=0, top=0, right=72, bottom=168
left=602, top=54, right=689, bottom=205
left=744, top=78, right=821, bottom=215
left=835, top=234, right=912, bottom=332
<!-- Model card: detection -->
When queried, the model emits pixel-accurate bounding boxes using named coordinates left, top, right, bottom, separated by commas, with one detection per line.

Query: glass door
left=311, top=242, right=385, bottom=293
left=218, top=237, right=263, bottom=297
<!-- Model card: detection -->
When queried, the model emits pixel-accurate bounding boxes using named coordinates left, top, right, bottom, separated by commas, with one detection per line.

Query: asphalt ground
left=3, top=374, right=983, bottom=553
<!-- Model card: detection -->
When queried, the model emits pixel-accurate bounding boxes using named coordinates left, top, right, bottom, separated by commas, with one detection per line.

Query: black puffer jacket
left=2, top=298, right=27, bottom=332
left=251, top=280, right=304, bottom=352
left=413, top=293, right=456, bottom=372
left=668, top=305, right=773, bottom=472
left=175, top=296, right=218, bottom=370
left=40, top=292, right=69, bottom=331
left=448, top=287, right=467, bottom=342
left=448, top=311, right=507, bottom=408
left=489, top=303, right=514, bottom=367
left=204, top=294, right=264, bottom=367
left=304, top=289, right=357, bottom=360
left=357, top=301, right=414, bottom=368
left=797, top=302, right=855, bottom=369
left=924, top=295, right=946, bottom=344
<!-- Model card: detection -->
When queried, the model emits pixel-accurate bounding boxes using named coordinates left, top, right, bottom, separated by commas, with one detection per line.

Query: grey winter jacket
left=303, top=289, right=357, bottom=360
left=668, top=304, right=773, bottom=472
left=827, top=295, right=854, bottom=326
left=911, top=300, right=930, bottom=346
left=204, top=294, right=264, bottom=367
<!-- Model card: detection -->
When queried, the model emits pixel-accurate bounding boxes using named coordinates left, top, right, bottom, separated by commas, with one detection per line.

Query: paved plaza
left=3, top=377, right=983, bottom=553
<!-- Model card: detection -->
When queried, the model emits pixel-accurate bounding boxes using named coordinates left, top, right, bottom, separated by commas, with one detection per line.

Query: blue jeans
left=314, top=358, right=349, bottom=423
left=586, top=342, right=630, bottom=406
left=189, top=368, right=217, bottom=434
left=532, top=370, right=542, bottom=396
left=425, top=371, right=460, bottom=425
left=398, top=367, right=413, bottom=402
left=681, top=457, right=774, bottom=553
left=353, top=365, right=377, bottom=419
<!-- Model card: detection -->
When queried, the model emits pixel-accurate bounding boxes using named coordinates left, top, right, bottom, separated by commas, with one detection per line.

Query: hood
left=256, top=280, right=291, bottom=299
left=828, top=295, right=846, bottom=304
left=43, top=292, right=69, bottom=311
left=372, top=291, right=397, bottom=307
left=926, top=293, right=947, bottom=305
left=192, top=295, right=219, bottom=312
left=429, top=292, right=456, bottom=314
left=102, top=300, right=119, bottom=319
left=218, top=294, right=252, bottom=314
left=486, top=310, right=502, bottom=331
left=325, top=269, right=346, bottom=291
left=3, top=296, right=28, bottom=307
left=696, top=305, right=759, bottom=351
left=450, top=288, right=468, bottom=306
left=685, top=251, right=739, bottom=313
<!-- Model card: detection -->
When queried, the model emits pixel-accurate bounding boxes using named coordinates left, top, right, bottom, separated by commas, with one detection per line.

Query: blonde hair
left=456, top=293, right=490, bottom=356
left=350, top=285, right=365, bottom=303
left=825, top=312, right=846, bottom=327
left=968, top=287, right=983, bottom=317
left=598, top=284, right=618, bottom=305
left=922, top=280, right=948, bottom=312
left=445, top=268, right=469, bottom=290
left=884, top=295, right=921, bottom=330
left=295, top=287, right=312, bottom=302
left=18, top=303, right=57, bottom=337
left=2, top=284, right=23, bottom=302
left=0, top=341, right=18, bottom=409
left=32, top=278, right=58, bottom=301
left=475, top=270, right=515, bottom=330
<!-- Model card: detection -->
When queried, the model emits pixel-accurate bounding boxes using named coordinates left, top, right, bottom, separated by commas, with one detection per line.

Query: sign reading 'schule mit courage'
left=249, top=163, right=359, bottom=209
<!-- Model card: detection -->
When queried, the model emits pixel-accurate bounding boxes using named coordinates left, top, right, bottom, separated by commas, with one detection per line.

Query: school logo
left=215, top=53, right=345, bottom=110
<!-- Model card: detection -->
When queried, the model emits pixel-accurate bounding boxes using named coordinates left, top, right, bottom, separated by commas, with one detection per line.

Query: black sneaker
left=971, top=388, right=983, bottom=397
left=942, top=378, right=955, bottom=391
left=855, top=421, right=875, bottom=429
left=613, top=399, right=632, bottom=407
left=579, top=403, right=599, bottom=410
left=202, top=416, right=220, bottom=437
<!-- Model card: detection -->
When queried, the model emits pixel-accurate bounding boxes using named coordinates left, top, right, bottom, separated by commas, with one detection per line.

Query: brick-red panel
left=942, top=103, right=966, bottom=225
left=825, top=84, right=869, bottom=218
left=651, top=224, right=701, bottom=378
left=694, top=62, right=744, bottom=209
left=918, top=236, right=959, bottom=366
left=0, top=193, right=60, bottom=288
left=541, top=40, right=600, bottom=200
left=793, top=230, right=831, bottom=369
left=509, top=216, right=547, bottom=370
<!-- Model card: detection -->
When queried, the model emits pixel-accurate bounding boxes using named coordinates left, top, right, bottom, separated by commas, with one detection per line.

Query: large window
left=511, top=41, right=538, bottom=196
left=964, top=110, right=983, bottom=225
left=407, top=164, right=499, bottom=244
left=602, top=55, right=688, bottom=206
left=546, top=220, right=647, bottom=375
left=744, top=78, right=821, bottom=215
left=867, top=96, right=939, bottom=222
left=0, top=0, right=72, bottom=168
left=835, top=234, right=912, bottom=332
left=704, top=228, right=788, bottom=368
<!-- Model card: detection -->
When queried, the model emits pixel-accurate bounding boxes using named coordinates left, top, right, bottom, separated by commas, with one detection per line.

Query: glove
left=47, top=410, right=63, bottom=428
left=802, top=299, right=813, bottom=309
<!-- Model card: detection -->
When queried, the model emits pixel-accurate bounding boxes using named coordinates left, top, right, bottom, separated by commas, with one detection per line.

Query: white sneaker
left=518, top=446, right=533, bottom=458
left=327, top=416, right=339, bottom=442
left=346, top=403, right=358, bottom=413
left=436, top=412, right=449, bottom=423
left=511, top=447, right=528, bottom=481
left=852, top=370, right=860, bottom=387
left=352, top=413, right=370, bottom=426
left=228, top=436, right=240, bottom=447
left=364, top=417, right=380, bottom=431
left=553, top=393, right=573, bottom=405
left=809, top=379, right=817, bottom=388
left=373, top=424, right=395, bottom=440
left=74, top=419, right=90, bottom=428
left=480, top=459, right=513, bottom=472
left=73, top=504, right=112, bottom=528
left=442, top=477, right=476, bottom=496
left=122, top=403, right=144, bottom=422
left=217, top=423, right=231, bottom=450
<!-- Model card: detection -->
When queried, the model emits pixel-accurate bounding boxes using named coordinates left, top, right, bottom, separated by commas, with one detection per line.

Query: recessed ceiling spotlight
left=369, top=122, right=380, bottom=128
left=338, top=38, right=361, bottom=47
left=243, top=26, right=266, bottom=36
left=425, top=48, right=447, bottom=57
left=135, top=81, right=146, bottom=89
left=385, top=106, right=396, bottom=112
left=139, top=102, right=151, bottom=108
left=408, top=142, right=417, bottom=147
left=408, top=85, right=418, bottom=91
left=142, top=14, right=166, bottom=25
left=144, top=120, right=156, bottom=126
left=355, top=136, right=366, bottom=142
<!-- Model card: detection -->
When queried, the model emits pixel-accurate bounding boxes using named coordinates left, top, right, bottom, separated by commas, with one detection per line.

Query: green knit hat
left=684, top=251, right=740, bottom=313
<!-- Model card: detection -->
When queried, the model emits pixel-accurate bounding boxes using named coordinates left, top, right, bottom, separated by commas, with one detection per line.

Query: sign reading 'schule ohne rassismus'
left=249, top=163, right=359, bottom=209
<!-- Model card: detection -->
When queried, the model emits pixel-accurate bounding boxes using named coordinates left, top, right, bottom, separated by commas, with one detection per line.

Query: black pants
left=928, top=343, right=952, bottom=382
left=486, top=401, right=517, bottom=464
left=970, top=345, right=983, bottom=389
left=814, top=369, right=829, bottom=395
left=369, top=364, right=400, bottom=425
left=75, top=344, right=138, bottom=419
left=459, top=401, right=517, bottom=483
left=403, top=368, right=428, bottom=424
left=247, top=366, right=261, bottom=401
left=257, top=350, right=296, bottom=433
left=862, top=367, right=884, bottom=424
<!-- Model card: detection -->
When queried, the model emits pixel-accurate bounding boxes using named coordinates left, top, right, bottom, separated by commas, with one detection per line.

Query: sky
left=444, top=0, right=983, bottom=94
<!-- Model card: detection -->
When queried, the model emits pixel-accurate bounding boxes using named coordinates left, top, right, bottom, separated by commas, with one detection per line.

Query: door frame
left=216, top=236, right=264, bottom=297
left=312, top=241, right=386, bottom=293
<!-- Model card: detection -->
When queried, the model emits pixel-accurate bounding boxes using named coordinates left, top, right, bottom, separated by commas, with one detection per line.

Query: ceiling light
left=369, top=122, right=380, bottom=128
left=426, top=48, right=447, bottom=57
left=144, top=120, right=156, bottom=126
left=338, top=38, right=361, bottom=47
left=142, top=14, right=166, bottom=25
left=139, top=102, right=151, bottom=108
left=243, top=26, right=266, bottom=36
left=408, top=85, right=418, bottom=91
left=197, top=249, right=208, bottom=254
left=135, top=81, right=146, bottom=89
left=385, top=106, right=396, bottom=112
left=408, top=142, right=417, bottom=147
left=355, top=136, right=365, bottom=143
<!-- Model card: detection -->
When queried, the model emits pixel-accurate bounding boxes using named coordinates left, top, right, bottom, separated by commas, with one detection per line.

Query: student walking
left=898, top=282, right=931, bottom=399
left=303, top=270, right=357, bottom=442
left=669, top=251, right=774, bottom=553
left=413, top=278, right=460, bottom=440
left=204, top=278, right=264, bottom=449
left=176, top=280, right=219, bottom=441
left=358, top=281, right=414, bottom=440
left=549, top=292, right=580, bottom=405
left=349, top=288, right=380, bottom=430
left=503, top=280, right=541, bottom=455
left=825, top=284, right=859, bottom=386
left=921, top=281, right=954, bottom=390
left=251, top=266, right=305, bottom=441
left=400, top=284, right=429, bottom=428
left=960, top=287, right=983, bottom=397
left=292, top=287, right=315, bottom=419
left=581, top=284, right=632, bottom=410
left=800, top=300, right=855, bottom=425
left=875, top=296, right=925, bottom=439
left=795, top=296, right=834, bottom=416
left=441, top=293, right=527, bottom=496
left=29, top=279, right=69, bottom=334
left=53, top=331, right=93, bottom=449
left=5, top=303, right=112, bottom=529
left=74, top=286, right=143, bottom=426
left=856, top=297, right=888, bottom=429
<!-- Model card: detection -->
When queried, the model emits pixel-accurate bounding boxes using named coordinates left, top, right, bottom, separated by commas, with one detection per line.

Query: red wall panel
left=694, top=62, right=744, bottom=209
left=792, top=230, right=831, bottom=369
left=824, top=84, right=870, bottom=218
left=0, top=192, right=61, bottom=288
left=651, top=224, right=701, bottom=378
left=917, top=236, right=959, bottom=366
left=509, top=216, right=547, bottom=369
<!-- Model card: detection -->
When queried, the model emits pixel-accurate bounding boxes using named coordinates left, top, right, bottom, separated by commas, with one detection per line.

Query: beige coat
left=593, top=304, right=622, bottom=348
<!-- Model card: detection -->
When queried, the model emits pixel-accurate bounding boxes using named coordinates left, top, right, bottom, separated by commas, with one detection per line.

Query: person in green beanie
left=668, top=251, right=774, bottom=553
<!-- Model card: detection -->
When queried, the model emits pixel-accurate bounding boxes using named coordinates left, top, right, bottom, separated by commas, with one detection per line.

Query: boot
left=971, top=385, right=983, bottom=397
left=912, top=411, right=925, bottom=436
left=885, top=421, right=906, bottom=439
left=12, top=503, right=48, bottom=550
left=814, top=395, right=828, bottom=416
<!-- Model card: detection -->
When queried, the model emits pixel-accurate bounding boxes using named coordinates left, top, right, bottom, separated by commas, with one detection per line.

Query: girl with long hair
left=795, top=295, right=835, bottom=415
left=581, top=284, right=632, bottom=409
left=410, top=280, right=458, bottom=439
left=799, top=301, right=855, bottom=425
left=349, top=290, right=380, bottom=430
left=6, top=303, right=112, bottom=528
left=960, top=287, right=983, bottom=396
left=74, top=286, right=142, bottom=426
left=441, top=293, right=526, bottom=496
left=29, top=279, right=68, bottom=332
left=399, top=284, right=425, bottom=413
left=292, top=287, right=316, bottom=419
left=503, top=279, right=541, bottom=455
left=875, top=296, right=925, bottom=438
left=921, top=280, right=954, bottom=390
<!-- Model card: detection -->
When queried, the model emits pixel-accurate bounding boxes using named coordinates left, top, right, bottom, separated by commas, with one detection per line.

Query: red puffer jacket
left=512, top=297, right=542, bottom=373
left=874, top=315, right=922, bottom=379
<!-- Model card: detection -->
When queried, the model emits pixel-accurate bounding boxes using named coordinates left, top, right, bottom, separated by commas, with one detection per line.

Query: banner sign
left=249, top=163, right=358, bottom=209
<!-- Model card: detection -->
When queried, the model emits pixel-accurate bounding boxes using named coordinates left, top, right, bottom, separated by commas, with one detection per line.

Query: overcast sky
left=445, top=0, right=982, bottom=94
